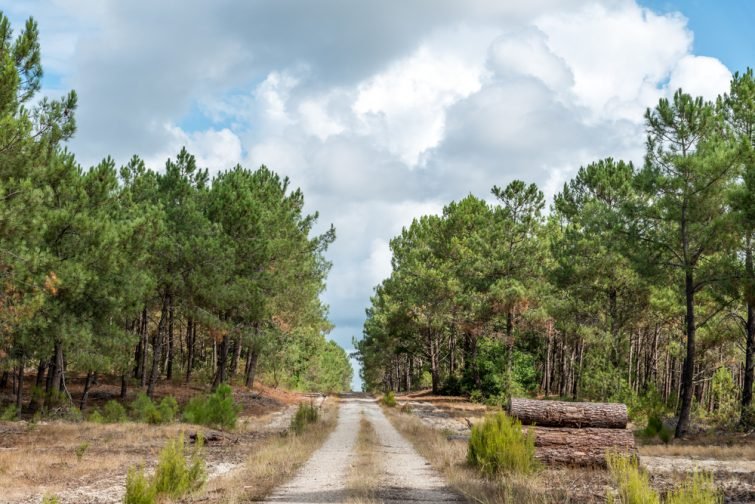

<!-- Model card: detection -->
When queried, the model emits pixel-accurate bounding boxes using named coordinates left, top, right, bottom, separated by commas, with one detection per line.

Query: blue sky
left=5, top=0, right=750, bottom=390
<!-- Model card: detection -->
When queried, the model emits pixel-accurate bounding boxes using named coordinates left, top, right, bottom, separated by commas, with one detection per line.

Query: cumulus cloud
left=10, top=0, right=735, bottom=376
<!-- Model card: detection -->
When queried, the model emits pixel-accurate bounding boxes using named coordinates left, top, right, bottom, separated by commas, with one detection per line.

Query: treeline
left=357, top=68, right=755, bottom=437
left=0, top=14, right=352, bottom=415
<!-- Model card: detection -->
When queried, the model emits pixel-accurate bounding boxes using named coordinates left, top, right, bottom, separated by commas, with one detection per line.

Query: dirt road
left=263, top=395, right=464, bottom=504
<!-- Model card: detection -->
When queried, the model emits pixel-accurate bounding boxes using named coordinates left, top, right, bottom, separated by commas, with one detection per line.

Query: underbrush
left=290, top=402, right=319, bottom=434
left=124, top=433, right=206, bottom=504
left=468, top=412, right=538, bottom=476
left=382, top=390, right=396, bottom=407
left=606, top=453, right=721, bottom=504
left=130, top=393, right=180, bottom=424
left=182, top=384, right=241, bottom=429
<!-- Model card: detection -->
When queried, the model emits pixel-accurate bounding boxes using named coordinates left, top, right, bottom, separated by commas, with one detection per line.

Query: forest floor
left=0, top=379, right=313, bottom=504
left=391, top=390, right=755, bottom=503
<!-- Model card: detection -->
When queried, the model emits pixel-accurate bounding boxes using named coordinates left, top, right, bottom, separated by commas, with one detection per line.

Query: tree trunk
left=0, top=370, right=8, bottom=389
left=139, top=307, right=148, bottom=386
left=147, top=293, right=169, bottom=398
left=244, top=344, right=260, bottom=388
left=676, top=268, right=696, bottom=438
left=230, top=333, right=242, bottom=377
left=79, top=371, right=95, bottom=410
left=742, top=241, right=755, bottom=424
left=185, top=317, right=194, bottom=383
left=120, top=373, right=128, bottom=400
left=212, top=335, right=230, bottom=390
left=531, top=427, right=636, bottom=467
left=507, top=398, right=628, bottom=428
left=166, top=293, right=174, bottom=380
left=45, top=341, right=64, bottom=408
left=15, top=360, right=24, bottom=412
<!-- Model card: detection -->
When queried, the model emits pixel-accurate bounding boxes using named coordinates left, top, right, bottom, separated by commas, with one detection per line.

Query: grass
left=639, top=443, right=755, bottom=460
left=346, top=414, right=381, bottom=504
left=382, top=391, right=397, bottom=407
left=290, top=401, right=320, bottom=434
left=195, top=400, right=339, bottom=503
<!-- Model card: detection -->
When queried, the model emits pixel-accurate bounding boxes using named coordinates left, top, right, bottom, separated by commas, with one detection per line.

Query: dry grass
left=639, top=443, right=755, bottom=460
left=346, top=414, right=381, bottom=504
left=383, top=407, right=610, bottom=503
left=195, top=400, right=339, bottom=503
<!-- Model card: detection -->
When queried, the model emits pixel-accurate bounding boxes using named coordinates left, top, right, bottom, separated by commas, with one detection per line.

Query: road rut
left=263, top=395, right=464, bottom=503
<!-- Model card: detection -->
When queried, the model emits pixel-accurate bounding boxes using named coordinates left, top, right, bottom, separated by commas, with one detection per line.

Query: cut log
left=508, top=398, right=628, bottom=429
left=530, top=426, right=636, bottom=467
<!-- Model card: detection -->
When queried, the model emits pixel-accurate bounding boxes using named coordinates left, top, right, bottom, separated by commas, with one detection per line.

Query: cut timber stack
left=507, top=398, right=636, bottom=467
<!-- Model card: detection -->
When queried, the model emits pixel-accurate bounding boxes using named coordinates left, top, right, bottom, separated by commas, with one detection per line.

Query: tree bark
left=79, top=371, right=95, bottom=410
left=120, top=373, right=128, bottom=400
left=15, top=360, right=24, bottom=412
left=676, top=268, right=696, bottom=437
left=230, top=333, right=242, bottom=377
left=507, top=398, right=628, bottom=429
left=212, top=334, right=230, bottom=390
left=147, top=293, right=168, bottom=398
left=742, top=241, right=755, bottom=424
left=244, top=344, right=260, bottom=388
left=185, top=317, right=194, bottom=384
left=531, top=427, right=636, bottom=467
left=166, top=293, right=174, bottom=380
left=139, top=307, right=148, bottom=386
left=45, top=341, right=64, bottom=408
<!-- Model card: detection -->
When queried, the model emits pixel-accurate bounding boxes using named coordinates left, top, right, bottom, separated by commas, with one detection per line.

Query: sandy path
left=264, top=396, right=464, bottom=504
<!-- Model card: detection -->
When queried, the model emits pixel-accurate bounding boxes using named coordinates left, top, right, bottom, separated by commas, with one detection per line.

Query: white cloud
left=668, top=55, right=732, bottom=101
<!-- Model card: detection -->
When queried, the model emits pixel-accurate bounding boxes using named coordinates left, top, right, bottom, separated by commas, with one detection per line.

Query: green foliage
left=88, top=410, right=104, bottom=423
left=130, top=393, right=177, bottom=424
left=665, top=471, right=722, bottom=504
left=290, top=402, right=319, bottom=434
left=182, top=384, right=240, bottom=430
left=607, top=454, right=720, bottom=504
left=74, top=442, right=89, bottom=461
left=124, top=434, right=205, bottom=504
left=382, top=391, right=396, bottom=407
left=124, top=466, right=156, bottom=504
left=102, top=400, right=128, bottom=423
left=469, top=390, right=484, bottom=403
left=606, top=453, right=660, bottom=504
left=467, top=412, right=537, bottom=476
left=641, top=415, right=672, bottom=444
left=41, top=495, right=59, bottom=504
left=1, top=404, right=18, bottom=420
left=152, top=433, right=206, bottom=498
left=711, top=368, right=738, bottom=427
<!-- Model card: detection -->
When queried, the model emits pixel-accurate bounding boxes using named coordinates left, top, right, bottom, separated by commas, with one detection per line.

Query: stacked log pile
left=507, top=398, right=636, bottom=467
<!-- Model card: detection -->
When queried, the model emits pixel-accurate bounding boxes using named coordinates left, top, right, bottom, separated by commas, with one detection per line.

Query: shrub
left=75, top=442, right=89, bottom=461
left=88, top=410, right=104, bottom=423
left=1, top=404, right=18, bottom=420
left=102, top=400, right=127, bottom=423
left=152, top=433, right=206, bottom=498
left=606, top=453, right=659, bottom=504
left=665, top=471, right=721, bottom=504
left=157, top=396, right=179, bottom=423
left=124, top=434, right=206, bottom=504
left=467, top=412, right=538, bottom=476
left=468, top=390, right=484, bottom=404
left=290, top=402, right=319, bottom=434
left=641, top=414, right=673, bottom=444
left=182, top=384, right=240, bottom=429
left=41, top=495, right=59, bottom=504
left=382, top=391, right=396, bottom=407
left=124, top=466, right=156, bottom=504
left=131, top=393, right=178, bottom=424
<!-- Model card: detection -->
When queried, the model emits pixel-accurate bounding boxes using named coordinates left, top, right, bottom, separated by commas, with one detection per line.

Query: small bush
left=124, top=466, right=156, bottom=504
left=642, top=414, right=673, bottom=444
left=468, top=390, right=484, bottom=404
left=102, top=400, right=127, bottom=423
left=157, top=396, right=179, bottom=423
left=88, top=410, right=104, bottom=423
left=606, top=453, right=660, bottom=504
left=41, top=495, right=59, bottom=504
left=131, top=393, right=178, bottom=424
left=290, top=402, right=319, bottom=434
left=182, top=384, right=240, bottom=429
left=382, top=391, right=396, bottom=407
left=75, top=442, right=89, bottom=461
left=1, top=404, right=18, bottom=420
left=665, top=471, right=721, bottom=504
left=467, top=412, right=538, bottom=476
left=152, top=433, right=206, bottom=498
left=399, top=403, right=413, bottom=414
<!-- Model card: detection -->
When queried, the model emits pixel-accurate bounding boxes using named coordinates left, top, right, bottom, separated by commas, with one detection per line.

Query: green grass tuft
left=182, top=384, right=240, bottom=430
left=382, top=390, right=397, bottom=407
left=290, top=402, right=319, bottom=434
left=467, top=412, right=538, bottom=476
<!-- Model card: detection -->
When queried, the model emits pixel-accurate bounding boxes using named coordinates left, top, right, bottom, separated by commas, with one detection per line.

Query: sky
left=3, top=0, right=751, bottom=390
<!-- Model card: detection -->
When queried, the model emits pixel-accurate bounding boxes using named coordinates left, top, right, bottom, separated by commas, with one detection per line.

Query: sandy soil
left=263, top=395, right=464, bottom=504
